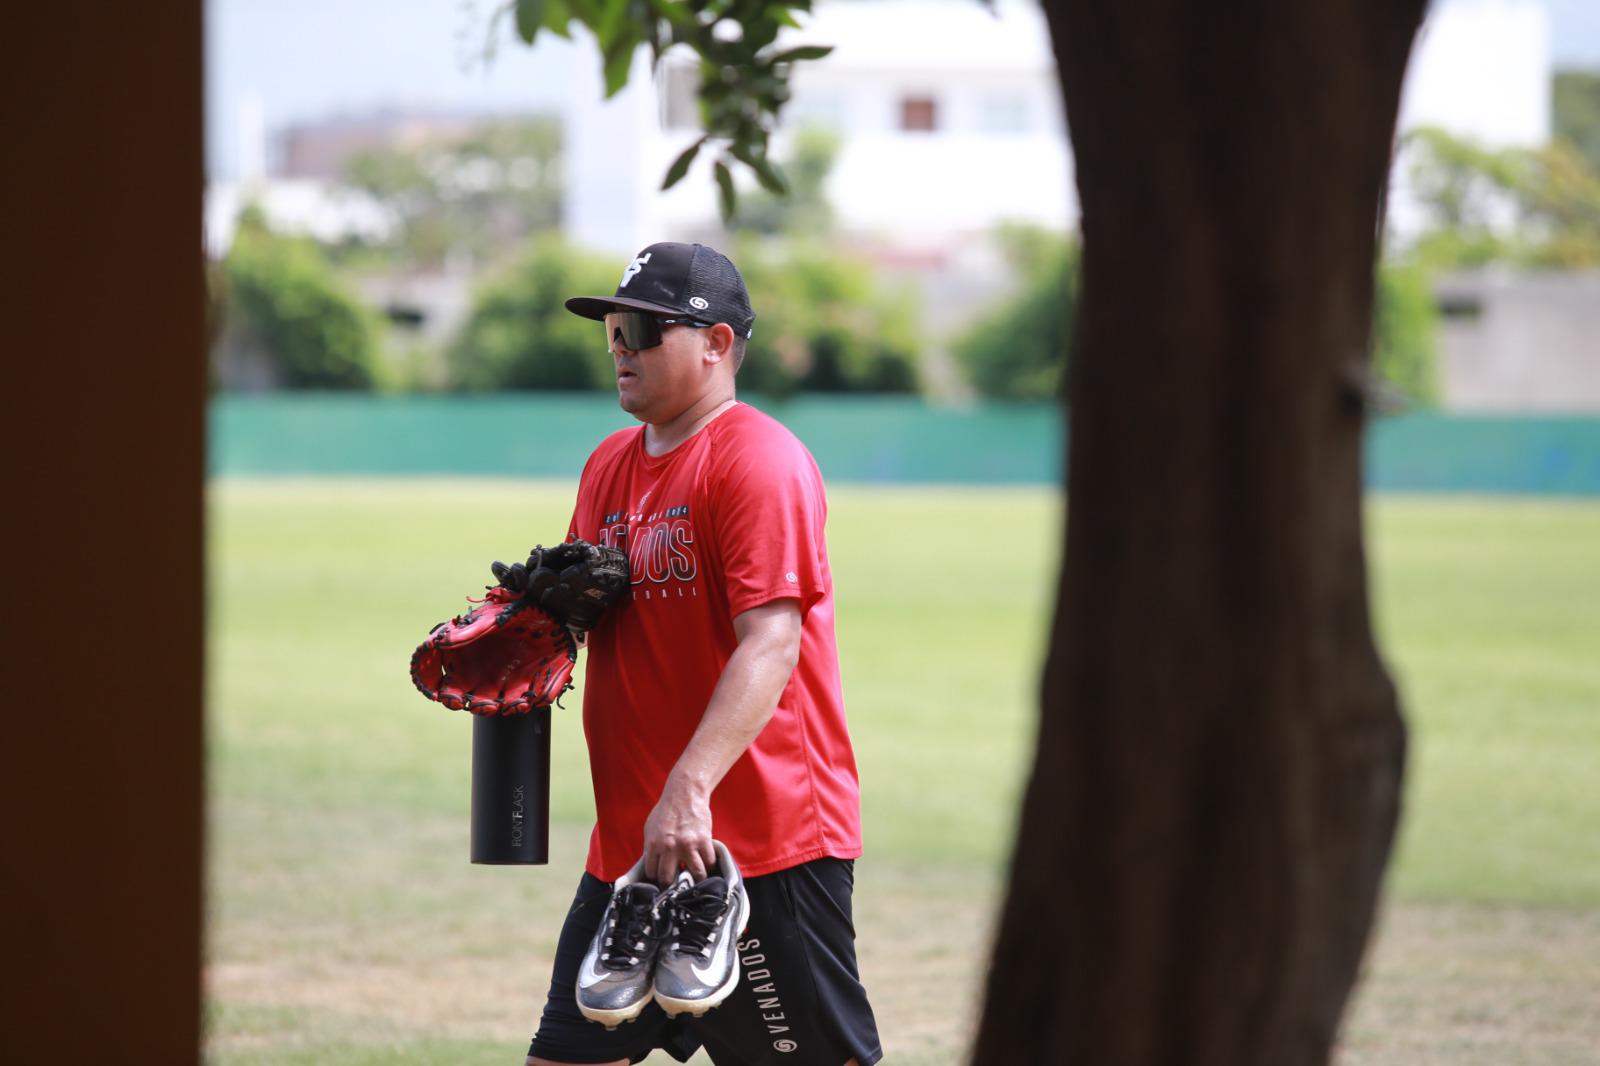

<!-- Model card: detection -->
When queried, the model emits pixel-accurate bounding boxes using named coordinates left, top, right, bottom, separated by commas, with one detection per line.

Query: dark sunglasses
left=605, top=311, right=714, bottom=352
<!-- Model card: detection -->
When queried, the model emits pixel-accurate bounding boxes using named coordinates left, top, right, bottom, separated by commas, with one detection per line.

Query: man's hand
left=642, top=777, right=716, bottom=885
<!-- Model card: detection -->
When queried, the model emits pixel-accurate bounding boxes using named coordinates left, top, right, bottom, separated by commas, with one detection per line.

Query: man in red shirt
left=525, top=242, right=881, bottom=1066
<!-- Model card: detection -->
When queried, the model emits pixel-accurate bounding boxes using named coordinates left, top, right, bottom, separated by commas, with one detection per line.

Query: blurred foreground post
left=974, top=2, right=1425, bottom=1064
left=0, top=3, right=204, bottom=1061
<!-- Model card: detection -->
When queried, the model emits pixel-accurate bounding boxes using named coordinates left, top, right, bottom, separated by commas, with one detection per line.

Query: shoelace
left=600, top=885, right=660, bottom=970
left=665, top=882, right=730, bottom=957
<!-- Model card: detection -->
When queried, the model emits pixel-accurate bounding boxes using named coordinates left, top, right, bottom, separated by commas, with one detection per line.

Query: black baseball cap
left=566, top=241, right=756, bottom=338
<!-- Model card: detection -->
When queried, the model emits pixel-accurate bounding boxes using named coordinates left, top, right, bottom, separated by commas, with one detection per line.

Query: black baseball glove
left=490, top=539, right=631, bottom=638
left=410, top=539, right=630, bottom=715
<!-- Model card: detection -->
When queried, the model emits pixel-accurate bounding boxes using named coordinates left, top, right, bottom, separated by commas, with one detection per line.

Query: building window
left=900, top=95, right=938, bottom=132
left=785, top=92, right=845, bottom=132
left=979, top=95, right=1031, bottom=134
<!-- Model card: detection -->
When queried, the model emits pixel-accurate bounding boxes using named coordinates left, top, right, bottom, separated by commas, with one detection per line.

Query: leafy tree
left=735, top=239, right=920, bottom=396
left=448, top=237, right=622, bottom=390
left=729, top=127, right=839, bottom=235
left=1374, top=262, right=1439, bottom=406
left=218, top=209, right=382, bottom=389
left=1404, top=126, right=1600, bottom=269
left=1553, top=69, right=1600, bottom=174
left=957, top=228, right=1435, bottom=407
left=507, top=0, right=834, bottom=220
left=450, top=232, right=915, bottom=396
left=954, top=228, right=1078, bottom=401
left=720, top=130, right=916, bottom=396
left=342, top=116, right=562, bottom=270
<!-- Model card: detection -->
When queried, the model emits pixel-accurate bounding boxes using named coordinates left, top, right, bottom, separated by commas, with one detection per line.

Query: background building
left=1434, top=271, right=1600, bottom=411
left=204, top=0, right=1598, bottom=410
left=568, top=0, right=1553, bottom=254
left=566, top=0, right=1070, bottom=254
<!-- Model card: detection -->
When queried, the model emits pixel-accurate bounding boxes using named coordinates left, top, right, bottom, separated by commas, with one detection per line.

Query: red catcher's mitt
left=410, top=586, right=578, bottom=715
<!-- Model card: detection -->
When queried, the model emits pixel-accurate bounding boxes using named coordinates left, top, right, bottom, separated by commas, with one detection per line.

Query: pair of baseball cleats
left=575, top=839, right=750, bottom=1030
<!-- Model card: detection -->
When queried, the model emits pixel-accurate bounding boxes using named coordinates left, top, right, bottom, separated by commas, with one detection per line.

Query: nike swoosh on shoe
left=689, top=954, right=725, bottom=986
left=578, top=954, right=613, bottom=990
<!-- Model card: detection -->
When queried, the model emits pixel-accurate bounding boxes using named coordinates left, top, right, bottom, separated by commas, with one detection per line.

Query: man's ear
left=703, top=322, right=737, bottom=367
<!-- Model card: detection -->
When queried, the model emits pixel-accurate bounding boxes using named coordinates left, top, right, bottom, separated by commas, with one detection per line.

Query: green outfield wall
left=209, top=395, right=1600, bottom=495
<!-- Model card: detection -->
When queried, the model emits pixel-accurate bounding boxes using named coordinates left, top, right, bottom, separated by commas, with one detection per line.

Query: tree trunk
left=974, top=2, right=1425, bottom=1064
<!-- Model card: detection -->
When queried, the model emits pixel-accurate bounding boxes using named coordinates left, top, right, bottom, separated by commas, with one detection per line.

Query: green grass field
left=206, top=481, right=1600, bottom=1065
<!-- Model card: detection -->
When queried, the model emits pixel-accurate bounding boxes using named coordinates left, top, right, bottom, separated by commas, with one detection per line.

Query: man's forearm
left=668, top=624, right=799, bottom=799
left=642, top=600, right=802, bottom=883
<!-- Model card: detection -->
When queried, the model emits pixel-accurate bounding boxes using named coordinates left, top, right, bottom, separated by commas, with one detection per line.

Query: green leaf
left=700, top=67, right=730, bottom=101
left=565, top=0, right=601, bottom=22
left=602, top=33, right=638, bottom=97
left=543, top=0, right=573, bottom=38
left=729, top=140, right=787, bottom=195
left=595, top=0, right=630, bottom=48
left=661, top=137, right=707, bottom=190
left=714, top=160, right=737, bottom=222
left=648, top=0, right=697, bottom=30
left=769, top=44, right=833, bottom=64
left=744, top=16, right=780, bottom=51
left=514, top=0, right=544, bottom=44
left=752, top=156, right=788, bottom=195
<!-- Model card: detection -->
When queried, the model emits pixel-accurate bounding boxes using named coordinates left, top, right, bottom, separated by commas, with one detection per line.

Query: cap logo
left=688, top=296, right=709, bottom=310
left=619, top=252, right=652, bottom=289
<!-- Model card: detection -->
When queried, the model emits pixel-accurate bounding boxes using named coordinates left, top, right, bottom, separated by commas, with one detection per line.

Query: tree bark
left=974, top=2, right=1425, bottom=1064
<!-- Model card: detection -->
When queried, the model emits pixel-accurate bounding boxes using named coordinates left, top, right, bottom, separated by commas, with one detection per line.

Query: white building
left=566, top=0, right=1553, bottom=256
left=566, top=0, right=1070, bottom=255
left=1432, top=271, right=1600, bottom=412
left=210, top=0, right=1553, bottom=257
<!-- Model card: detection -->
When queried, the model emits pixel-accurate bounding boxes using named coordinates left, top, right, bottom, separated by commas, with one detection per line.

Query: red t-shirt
left=567, top=403, right=863, bottom=881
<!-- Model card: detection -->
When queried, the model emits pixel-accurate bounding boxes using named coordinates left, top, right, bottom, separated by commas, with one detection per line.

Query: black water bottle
left=470, top=708, right=551, bottom=864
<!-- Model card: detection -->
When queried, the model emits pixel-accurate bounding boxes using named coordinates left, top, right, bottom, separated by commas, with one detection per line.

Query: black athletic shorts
left=527, top=857, right=882, bottom=1066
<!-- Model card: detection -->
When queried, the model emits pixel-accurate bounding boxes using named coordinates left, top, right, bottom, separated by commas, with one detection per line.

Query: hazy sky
left=207, top=0, right=1600, bottom=180
left=1544, top=0, right=1600, bottom=64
